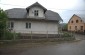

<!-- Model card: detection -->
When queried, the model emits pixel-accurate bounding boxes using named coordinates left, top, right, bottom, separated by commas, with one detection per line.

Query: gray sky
left=0, top=0, right=85, bottom=23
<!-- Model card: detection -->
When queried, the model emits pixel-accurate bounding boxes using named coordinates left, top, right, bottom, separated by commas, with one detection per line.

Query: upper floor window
left=34, top=10, right=39, bottom=16
left=76, top=20, right=78, bottom=23
left=71, top=20, right=73, bottom=23
left=26, top=23, right=31, bottom=29
left=81, top=20, right=82, bottom=22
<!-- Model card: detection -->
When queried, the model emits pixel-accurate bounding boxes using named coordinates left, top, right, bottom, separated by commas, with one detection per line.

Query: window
left=29, top=23, right=31, bottom=28
left=26, top=23, right=31, bottom=29
left=71, top=20, right=73, bottom=23
left=11, top=22, right=14, bottom=28
left=75, top=26, right=77, bottom=30
left=8, top=22, right=14, bottom=29
left=81, top=26, right=83, bottom=30
left=69, top=26, right=71, bottom=29
left=34, top=10, right=39, bottom=16
left=26, top=23, right=28, bottom=28
left=81, top=20, right=82, bottom=22
left=76, top=20, right=78, bottom=23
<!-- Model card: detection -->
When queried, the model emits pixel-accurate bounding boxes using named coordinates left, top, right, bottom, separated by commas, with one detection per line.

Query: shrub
left=15, top=33, right=21, bottom=39
left=62, top=32, right=72, bottom=38
left=2, top=31, right=14, bottom=40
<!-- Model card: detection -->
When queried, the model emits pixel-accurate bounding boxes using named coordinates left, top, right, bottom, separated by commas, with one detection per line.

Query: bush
left=0, top=30, right=21, bottom=40
left=15, top=33, right=21, bottom=39
left=62, top=32, right=72, bottom=38
left=2, top=31, right=14, bottom=40
left=61, top=32, right=75, bottom=40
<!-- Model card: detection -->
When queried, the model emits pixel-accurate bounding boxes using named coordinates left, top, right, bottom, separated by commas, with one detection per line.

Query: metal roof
left=45, top=10, right=62, bottom=21
left=5, top=2, right=63, bottom=21
left=26, top=2, right=47, bottom=12
left=5, top=8, right=27, bottom=18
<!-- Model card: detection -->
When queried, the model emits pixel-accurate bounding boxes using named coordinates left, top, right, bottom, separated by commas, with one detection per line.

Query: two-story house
left=5, top=2, right=62, bottom=35
left=68, top=14, right=85, bottom=33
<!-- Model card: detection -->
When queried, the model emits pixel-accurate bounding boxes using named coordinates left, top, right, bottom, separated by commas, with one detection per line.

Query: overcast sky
left=0, top=0, right=85, bottom=23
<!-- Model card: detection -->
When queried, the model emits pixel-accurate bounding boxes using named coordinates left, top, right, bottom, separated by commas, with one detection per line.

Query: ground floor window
left=8, top=22, right=14, bottom=29
left=75, top=26, right=77, bottom=30
left=26, top=23, right=31, bottom=29
left=69, top=26, right=71, bottom=30
left=80, top=26, right=83, bottom=30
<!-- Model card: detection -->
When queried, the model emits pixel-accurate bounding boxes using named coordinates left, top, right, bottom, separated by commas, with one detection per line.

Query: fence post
left=31, top=31, right=32, bottom=40
left=13, top=31, right=15, bottom=40
left=71, top=32, right=73, bottom=37
left=4, top=29, right=6, bottom=39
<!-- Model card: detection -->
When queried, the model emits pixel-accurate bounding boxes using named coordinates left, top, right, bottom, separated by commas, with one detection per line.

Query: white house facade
left=5, top=2, right=62, bottom=34
left=28, top=7, right=45, bottom=18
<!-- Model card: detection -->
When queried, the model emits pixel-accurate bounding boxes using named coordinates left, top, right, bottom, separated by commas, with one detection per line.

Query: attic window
left=76, top=20, right=78, bottom=23
left=81, top=20, right=82, bottom=22
left=34, top=10, right=39, bottom=16
left=71, top=20, right=73, bottom=23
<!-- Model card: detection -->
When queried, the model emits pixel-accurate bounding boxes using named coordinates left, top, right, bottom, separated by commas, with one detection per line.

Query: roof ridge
left=5, top=8, right=25, bottom=11
left=26, top=2, right=47, bottom=11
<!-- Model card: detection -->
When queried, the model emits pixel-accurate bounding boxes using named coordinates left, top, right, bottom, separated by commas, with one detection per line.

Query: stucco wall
left=27, top=7, right=45, bottom=18
left=68, top=15, right=85, bottom=32
left=9, top=20, right=58, bottom=34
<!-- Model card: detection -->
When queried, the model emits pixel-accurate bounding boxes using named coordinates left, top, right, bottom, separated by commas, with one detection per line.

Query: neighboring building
left=68, top=14, right=85, bottom=33
left=5, top=2, right=62, bottom=34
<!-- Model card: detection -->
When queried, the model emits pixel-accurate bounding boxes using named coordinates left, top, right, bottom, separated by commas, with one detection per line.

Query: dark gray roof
left=5, top=8, right=62, bottom=21
left=5, top=8, right=27, bottom=18
left=26, top=2, right=47, bottom=12
left=75, top=14, right=85, bottom=22
left=45, top=10, right=62, bottom=21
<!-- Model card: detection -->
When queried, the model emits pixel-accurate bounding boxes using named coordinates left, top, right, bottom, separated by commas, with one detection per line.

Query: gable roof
left=75, top=14, right=85, bottom=22
left=5, top=8, right=27, bottom=18
left=5, top=8, right=62, bottom=21
left=26, top=2, right=47, bottom=12
left=5, top=2, right=63, bottom=22
left=68, top=14, right=85, bottom=23
left=45, top=10, right=63, bottom=21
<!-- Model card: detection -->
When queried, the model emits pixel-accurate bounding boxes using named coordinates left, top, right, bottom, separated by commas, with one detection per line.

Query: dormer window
left=34, top=10, right=39, bottom=16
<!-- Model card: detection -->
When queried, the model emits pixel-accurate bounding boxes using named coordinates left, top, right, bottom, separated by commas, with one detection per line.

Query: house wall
left=84, top=23, right=85, bottom=31
left=10, top=20, right=58, bottom=34
left=68, top=15, right=85, bottom=32
left=27, top=7, right=45, bottom=18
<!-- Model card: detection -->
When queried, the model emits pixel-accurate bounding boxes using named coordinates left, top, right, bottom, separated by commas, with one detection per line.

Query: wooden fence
left=0, top=29, right=75, bottom=40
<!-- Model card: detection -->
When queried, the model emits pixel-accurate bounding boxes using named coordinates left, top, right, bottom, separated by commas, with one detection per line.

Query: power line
left=0, top=3, right=25, bottom=7
left=0, top=3, right=85, bottom=11
left=56, top=9, right=85, bottom=11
